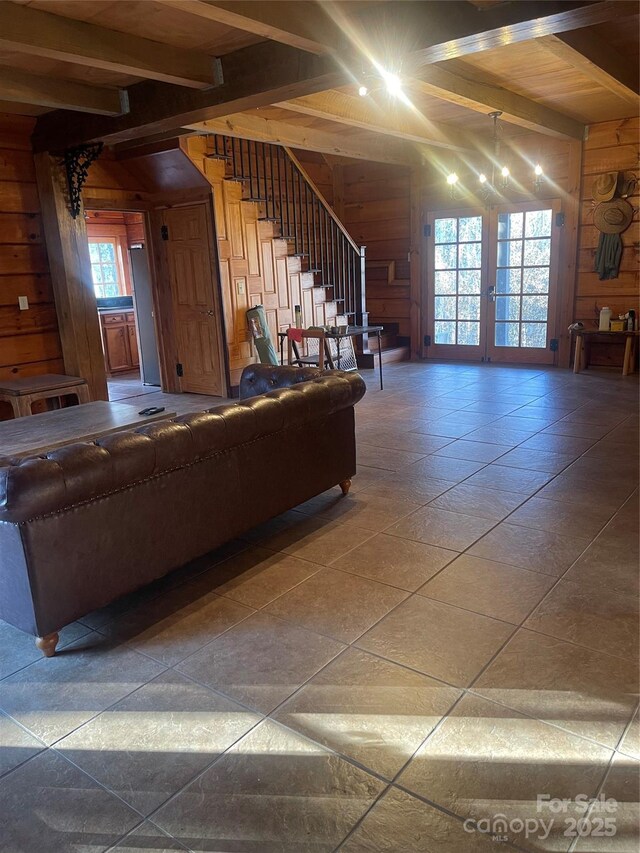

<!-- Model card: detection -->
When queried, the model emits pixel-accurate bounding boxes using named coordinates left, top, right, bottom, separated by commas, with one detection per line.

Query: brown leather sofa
left=0, top=365, right=365, bottom=657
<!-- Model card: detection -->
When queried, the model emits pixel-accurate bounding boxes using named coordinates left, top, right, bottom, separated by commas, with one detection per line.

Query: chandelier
left=446, top=111, right=545, bottom=202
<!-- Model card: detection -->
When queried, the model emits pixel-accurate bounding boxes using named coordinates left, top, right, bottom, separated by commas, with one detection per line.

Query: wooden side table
left=573, top=330, right=639, bottom=376
left=0, top=374, right=90, bottom=419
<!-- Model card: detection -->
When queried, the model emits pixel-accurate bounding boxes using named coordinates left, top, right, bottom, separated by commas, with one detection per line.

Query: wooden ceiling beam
left=156, top=0, right=342, bottom=55
left=538, top=32, right=639, bottom=103
left=413, top=63, right=586, bottom=141
left=184, top=112, right=416, bottom=165
left=31, top=0, right=614, bottom=150
left=402, top=1, right=638, bottom=66
left=0, top=1, right=219, bottom=89
left=0, top=68, right=126, bottom=116
left=32, top=41, right=345, bottom=151
left=276, top=89, right=477, bottom=153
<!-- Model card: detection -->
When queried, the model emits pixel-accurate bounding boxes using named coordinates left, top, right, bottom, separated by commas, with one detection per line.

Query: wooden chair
left=287, top=328, right=335, bottom=369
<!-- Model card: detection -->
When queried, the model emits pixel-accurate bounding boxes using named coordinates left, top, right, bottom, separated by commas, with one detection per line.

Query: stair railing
left=205, top=134, right=367, bottom=326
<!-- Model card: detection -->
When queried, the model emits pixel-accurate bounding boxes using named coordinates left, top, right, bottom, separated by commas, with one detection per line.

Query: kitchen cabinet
left=99, top=310, right=139, bottom=374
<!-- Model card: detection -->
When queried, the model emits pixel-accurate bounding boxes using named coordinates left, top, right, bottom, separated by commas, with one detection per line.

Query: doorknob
left=486, top=285, right=496, bottom=302
left=198, top=310, right=215, bottom=316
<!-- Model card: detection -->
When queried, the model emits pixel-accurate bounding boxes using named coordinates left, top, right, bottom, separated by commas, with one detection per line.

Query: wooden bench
left=0, top=374, right=90, bottom=419
left=573, top=330, right=639, bottom=376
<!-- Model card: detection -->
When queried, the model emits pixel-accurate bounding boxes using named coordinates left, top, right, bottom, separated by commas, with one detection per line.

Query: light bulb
left=479, top=173, right=487, bottom=184
left=446, top=172, right=459, bottom=185
left=358, top=85, right=369, bottom=98
left=534, top=163, right=543, bottom=176
left=501, top=166, right=510, bottom=178
left=382, top=70, right=402, bottom=97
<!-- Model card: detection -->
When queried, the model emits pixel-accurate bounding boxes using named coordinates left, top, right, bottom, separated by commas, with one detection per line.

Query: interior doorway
left=425, top=200, right=561, bottom=364
left=85, top=210, right=161, bottom=392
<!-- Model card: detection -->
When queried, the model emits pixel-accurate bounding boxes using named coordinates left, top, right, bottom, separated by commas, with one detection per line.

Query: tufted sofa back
left=0, top=368, right=365, bottom=524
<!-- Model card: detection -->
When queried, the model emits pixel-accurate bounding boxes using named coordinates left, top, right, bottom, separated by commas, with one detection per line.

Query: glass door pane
left=487, top=202, right=559, bottom=365
left=427, top=211, right=486, bottom=359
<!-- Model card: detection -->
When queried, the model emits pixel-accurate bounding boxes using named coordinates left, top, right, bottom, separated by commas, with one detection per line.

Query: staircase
left=199, top=135, right=367, bottom=329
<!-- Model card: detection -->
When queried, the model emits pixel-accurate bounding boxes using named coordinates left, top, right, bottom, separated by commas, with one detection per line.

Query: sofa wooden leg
left=339, top=479, right=352, bottom=496
left=35, top=632, right=59, bottom=658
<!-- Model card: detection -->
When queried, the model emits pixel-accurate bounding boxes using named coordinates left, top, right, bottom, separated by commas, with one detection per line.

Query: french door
left=426, top=201, right=560, bottom=364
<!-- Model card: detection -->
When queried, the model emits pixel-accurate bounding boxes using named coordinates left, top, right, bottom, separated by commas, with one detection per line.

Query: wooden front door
left=163, top=204, right=226, bottom=396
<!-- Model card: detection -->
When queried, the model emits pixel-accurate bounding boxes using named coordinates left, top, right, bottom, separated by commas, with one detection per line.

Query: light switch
left=237, top=280, right=246, bottom=295
left=18, top=296, right=29, bottom=311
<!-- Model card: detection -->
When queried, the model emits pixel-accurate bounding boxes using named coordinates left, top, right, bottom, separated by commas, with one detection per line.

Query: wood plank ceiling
left=0, top=0, right=636, bottom=161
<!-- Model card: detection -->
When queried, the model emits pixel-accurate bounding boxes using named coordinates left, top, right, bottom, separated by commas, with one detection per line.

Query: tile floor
left=0, top=361, right=638, bottom=852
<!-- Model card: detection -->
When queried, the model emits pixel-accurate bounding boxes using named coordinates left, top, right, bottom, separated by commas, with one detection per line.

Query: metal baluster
left=310, top=188, right=317, bottom=271
left=338, top=233, right=344, bottom=307
left=298, top=171, right=305, bottom=256
left=268, top=144, right=274, bottom=219
left=291, top=163, right=299, bottom=252
left=258, top=142, right=264, bottom=202
left=305, top=183, right=312, bottom=270
left=330, top=219, right=336, bottom=295
left=230, top=137, right=237, bottom=177
left=247, top=140, right=254, bottom=196
left=276, top=148, right=283, bottom=233
left=254, top=142, right=261, bottom=200
left=282, top=152, right=290, bottom=238
left=319, top=204, right=325, bottom=284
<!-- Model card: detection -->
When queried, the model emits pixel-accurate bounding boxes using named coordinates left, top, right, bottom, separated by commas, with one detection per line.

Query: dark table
left=278, top=325, right=385, bottom=389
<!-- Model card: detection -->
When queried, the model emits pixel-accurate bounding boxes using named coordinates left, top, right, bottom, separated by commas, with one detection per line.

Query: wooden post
left=34, top=152, right=107, bottom=401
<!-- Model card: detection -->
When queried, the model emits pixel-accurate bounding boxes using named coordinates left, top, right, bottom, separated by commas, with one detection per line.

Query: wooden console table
left=573, top=330, right=639, bottom=376
left=0, top=374, right=90, bottom=418
left=0, top=401, right=175, bottom=458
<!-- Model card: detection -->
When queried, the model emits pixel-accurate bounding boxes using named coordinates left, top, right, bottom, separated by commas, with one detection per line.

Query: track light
left=479, top=173, right=487, bottom=184
left=446, top=172, right=458, bottom=185
left=358, top=85, right=369, bottom=98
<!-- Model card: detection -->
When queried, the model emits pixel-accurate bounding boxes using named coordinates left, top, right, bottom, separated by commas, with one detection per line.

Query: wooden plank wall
left=86, top=210, right=145, bottom=246
left=340, top=162, right=412, bottom=337
left=292, top=150, right=334, bottom=205
left=186, top=137, right=339, bottom=387
left=0, top=114, right=61, bottom=404
left=83, top=151, right=152, bottom=210
left=574, top=117, right=639, bottom=365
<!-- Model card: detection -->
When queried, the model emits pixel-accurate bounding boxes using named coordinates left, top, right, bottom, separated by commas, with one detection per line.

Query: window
left=89, top=239, right=125, bottom=298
